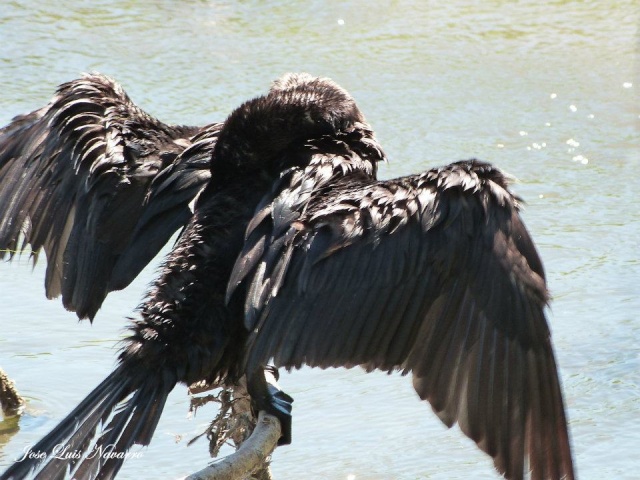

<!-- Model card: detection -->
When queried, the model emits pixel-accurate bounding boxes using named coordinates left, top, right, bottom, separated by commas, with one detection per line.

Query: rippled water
left=1, top=1, right=638, bottom=479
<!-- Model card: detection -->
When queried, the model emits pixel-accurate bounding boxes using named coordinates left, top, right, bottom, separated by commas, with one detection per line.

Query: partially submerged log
left=0, top=368, right=24, bottom=418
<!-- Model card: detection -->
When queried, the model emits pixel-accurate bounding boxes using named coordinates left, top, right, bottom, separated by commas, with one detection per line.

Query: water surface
left=1, top=1, right=638, bottom=478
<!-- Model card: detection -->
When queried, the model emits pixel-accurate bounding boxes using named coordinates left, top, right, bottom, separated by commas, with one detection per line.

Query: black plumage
left=1, top=73, right=574, bottom=480
left=0, top=73, right=218, bottom=320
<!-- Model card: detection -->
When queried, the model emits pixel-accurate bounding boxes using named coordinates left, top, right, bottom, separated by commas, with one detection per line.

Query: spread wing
left=0, top=73, right=219, bottom=320
left=230, top=159, right=574, bottom=480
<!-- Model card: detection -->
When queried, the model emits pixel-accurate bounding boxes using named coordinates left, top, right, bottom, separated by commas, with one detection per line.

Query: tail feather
left=34, top=385, right=128, bottom=480
left=100, top=391, right=169, bottom=480
left=1, top=365, right=172, bottom=480
left=71, top=401, right=136, bottom=480
left=1, top=369, right=128, bottom=480
left=73, top=386, right=169, bottom=480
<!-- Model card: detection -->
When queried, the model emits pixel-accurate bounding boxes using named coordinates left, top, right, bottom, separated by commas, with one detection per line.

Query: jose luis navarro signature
left=16, top=444, right=144, bottom=462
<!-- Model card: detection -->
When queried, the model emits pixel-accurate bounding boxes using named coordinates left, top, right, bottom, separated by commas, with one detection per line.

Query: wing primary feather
left=508, top=340, right=526, bottom=479
left=350, top=280, right=400, bottom=367
left=431, top=288, right=474, bottom=423
left=369, top=270, right=424, bottom=371
left=463, top=309, right=489, bottom=443
left=342, top=281, right=392, bottom=368
left=301, top=293, right=352, bottom=366
left=0, top=73, right=208, bottom=319
left=391, top=271, right=440, bottom=374
left=492, top=331, right=509, bottom=475
left=437, top=291, right=479, bottom=428
left=527, top=347, right=544, bottom=480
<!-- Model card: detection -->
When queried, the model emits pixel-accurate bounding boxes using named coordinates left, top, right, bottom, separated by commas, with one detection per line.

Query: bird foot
left=250, top=365, right=294, bottom=445
left=264, top=388, right=293, bottom=445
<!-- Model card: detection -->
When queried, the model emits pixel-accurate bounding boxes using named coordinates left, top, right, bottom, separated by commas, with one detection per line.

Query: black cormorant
left=0, top=73, right=575, bottom=480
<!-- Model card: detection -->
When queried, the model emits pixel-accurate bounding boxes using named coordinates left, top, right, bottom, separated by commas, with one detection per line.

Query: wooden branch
left=0, top=367, right=25, bottom=417
left=184, top=411, right=281, bottom=480
left=185, top=368, right=284, bottom=480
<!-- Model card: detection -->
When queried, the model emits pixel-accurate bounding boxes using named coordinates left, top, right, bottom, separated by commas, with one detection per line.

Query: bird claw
left=254, top=365, right=294, bottom=445
left=265, top=390, right=293, bottom=445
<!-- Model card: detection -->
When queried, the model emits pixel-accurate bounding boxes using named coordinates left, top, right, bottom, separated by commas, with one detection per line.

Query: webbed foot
left=248, top=365, right=294, bottom=445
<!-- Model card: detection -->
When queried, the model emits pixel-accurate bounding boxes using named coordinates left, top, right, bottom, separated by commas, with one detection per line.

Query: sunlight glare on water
left=0, top=1, right=638, bottom=479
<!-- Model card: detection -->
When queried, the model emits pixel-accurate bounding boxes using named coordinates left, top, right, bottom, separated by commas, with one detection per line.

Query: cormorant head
left=212, top=73, right=369, bottom=174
